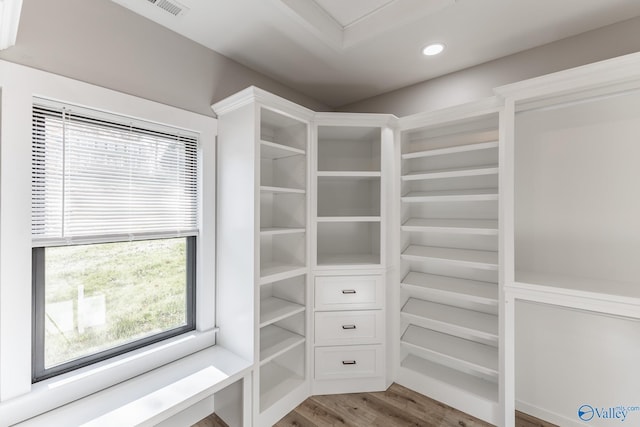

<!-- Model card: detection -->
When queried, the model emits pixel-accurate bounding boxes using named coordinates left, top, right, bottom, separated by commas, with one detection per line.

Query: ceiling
left=111, top=0, right=640, bottom=108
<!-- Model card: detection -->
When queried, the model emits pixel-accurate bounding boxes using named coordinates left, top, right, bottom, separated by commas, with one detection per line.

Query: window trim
left=0, top=60, right=217, bottom=424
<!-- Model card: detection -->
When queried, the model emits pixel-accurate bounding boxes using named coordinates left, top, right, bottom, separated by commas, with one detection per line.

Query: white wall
left=510, top=75, right=640, bottom=425
left=0, top=0, right=328, bottom=116
left=338, top=16, right=640, bottom=116
left=516, top=302, right=640, bottom=427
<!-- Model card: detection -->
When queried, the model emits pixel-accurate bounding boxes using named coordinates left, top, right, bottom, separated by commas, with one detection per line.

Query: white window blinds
left=31, top=99, right=199, bottom=247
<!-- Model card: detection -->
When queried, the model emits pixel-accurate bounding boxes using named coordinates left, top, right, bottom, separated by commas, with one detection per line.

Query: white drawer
left=314, top=310, right=383, bottom=346
left=314, top=345, right=383, bottom=380
left=314, top=275, right=383, bottom=310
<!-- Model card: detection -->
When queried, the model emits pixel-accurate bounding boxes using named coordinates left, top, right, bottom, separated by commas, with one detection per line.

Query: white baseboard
left=516, top=400, right=585, bottom=427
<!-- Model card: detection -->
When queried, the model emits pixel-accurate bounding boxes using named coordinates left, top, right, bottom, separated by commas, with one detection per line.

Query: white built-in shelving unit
left=397, top=101, right=501, bottom=424
left=311, top=114, right=393, bottom=396
left=213, top=88, right=313, bottom=427
left=496, top=53, right=640, bottom=427
left=213, top=53, right=640, bottom=427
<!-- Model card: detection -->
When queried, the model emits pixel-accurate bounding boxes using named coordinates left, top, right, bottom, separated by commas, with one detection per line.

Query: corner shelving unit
left=311, top=114, right=393, bottom=396
left=397, top=100, right=501, bottom=424
left=213, top=87, right=312, bottom=427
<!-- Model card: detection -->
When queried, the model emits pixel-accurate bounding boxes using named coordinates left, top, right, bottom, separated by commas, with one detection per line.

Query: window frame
left=32, top=236, right=197, bottom=382
left=0, top=60, right=217, bottom=424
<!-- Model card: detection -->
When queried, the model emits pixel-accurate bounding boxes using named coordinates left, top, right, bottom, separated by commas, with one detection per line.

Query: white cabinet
left=311, top=271, right=387, bottom=395
left=213, top=87, right=313, bottom=427
left=397, top=100, right=501, bottom=425
left=311, top=114, right=393, bottom=396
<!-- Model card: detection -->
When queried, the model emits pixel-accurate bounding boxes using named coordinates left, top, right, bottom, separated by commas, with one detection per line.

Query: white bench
left=15, top=346, right=252, bottom=427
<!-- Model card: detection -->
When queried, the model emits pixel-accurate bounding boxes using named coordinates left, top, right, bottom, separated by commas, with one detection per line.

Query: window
left=31, top=100, right=199, bottom=381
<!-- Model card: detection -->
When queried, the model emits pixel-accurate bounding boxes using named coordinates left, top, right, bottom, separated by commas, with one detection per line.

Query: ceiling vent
left=146, top=0, right=188, bottom=17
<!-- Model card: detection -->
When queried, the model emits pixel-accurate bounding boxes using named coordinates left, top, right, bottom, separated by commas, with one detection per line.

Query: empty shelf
left=260, top=361, right=305, bottom=413
left=260, top=185, right=305, bottom=194
left=401, top=298, right=498, bottom=344
left=316, top=216, right=381, bottom=223
left=260, top=297, right=305, bottom=327
left=401, top=272, right=498, bottom=307
left=402, top=218, right=498, bottom=234
left=260, top=227, right=306, bottom=236
left=401, top=354, right=498, bottom=403
left=317, top=171, right=381, bottom=178
left=402, top=141, right=498, bottom=160
left=260, top=140, right=305, bottom=159
left=260, top=263, right=307, bottom=285
left=402, top=189, right=498, bottom=203
left=402, top=245, right=498, bottom=270
left=402, top=165, right=498, bottom=181
left=401, top=325, right=498, bottom=380
left=316, top=253, right=380, bottom=267
left=260, top=325, right=305, bottom=365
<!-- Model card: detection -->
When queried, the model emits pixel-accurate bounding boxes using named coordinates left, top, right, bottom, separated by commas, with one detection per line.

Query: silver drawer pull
left=342, top=324, right=357, bottom=330
left=342, top=360, right=357, bottom=365
left=342, top=289, right=356, bottom=294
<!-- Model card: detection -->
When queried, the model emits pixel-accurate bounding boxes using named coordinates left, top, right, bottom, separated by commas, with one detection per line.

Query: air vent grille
left=146, top=0, right=188, bottom=16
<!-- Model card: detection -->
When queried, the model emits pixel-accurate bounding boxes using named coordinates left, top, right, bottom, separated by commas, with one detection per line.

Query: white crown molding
left=313, top=111, right=398, bottom=127
left=211, top=86, right=315, bottom=121
left=0, top=0, right=23, bottom=50
left=494, top=51, right=640, bottom=109
left=398, top=96, right=501, bottom=132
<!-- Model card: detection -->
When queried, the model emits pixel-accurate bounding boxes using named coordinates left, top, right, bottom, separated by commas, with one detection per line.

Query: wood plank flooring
left=193, top=383, right=558, bottom=427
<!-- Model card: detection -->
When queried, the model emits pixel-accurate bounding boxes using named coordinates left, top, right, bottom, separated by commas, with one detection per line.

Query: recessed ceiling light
left=422, top=43, right=445, bottom=56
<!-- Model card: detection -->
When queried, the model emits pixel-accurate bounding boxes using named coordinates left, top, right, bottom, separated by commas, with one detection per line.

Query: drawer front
left=314, top=275, right=383, bottom=310
left=314, top=310, right=383, bottom=346
left=314, top=345, right=383, bottom=380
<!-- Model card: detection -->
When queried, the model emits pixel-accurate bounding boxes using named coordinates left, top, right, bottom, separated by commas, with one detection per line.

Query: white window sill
left=10, top=344, right=251, bottom=427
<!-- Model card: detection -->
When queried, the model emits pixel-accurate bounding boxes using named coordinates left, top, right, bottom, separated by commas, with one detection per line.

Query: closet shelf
left=401, top=189, right=498, bottom=203
left=515, top=270, right=640, bottom=301
left=260, top=140, right=305, bottom=159
left=260, top=185, right=306, bottom=194
left=401, top=218, right=498, bottom=235
left=260, top=325, right=305, bottom=365
left=260, top=361, right=305, bottom=413
left=401, top=298, right=498, bottom=345
left=317, top=171, right=381, bottom=178
left=401, top=272, right=498, bottom=308
left=401, top=245, right=498, bottom=270
left=401, top=141, right=498, bottom=160
left=260, top=297, right=305, bottom=327
left=260, top=264, right=307, bottom=285
left=400, top=354, right=498, bottom=403
left=401, top=165, right=498, bottom=181
left=260, top=227, right=306, bottom=236
left=316, top=252, right=380, bottom=267
left=401, top=325, right=498, bottom=380
left=316, top=216, right=381, bottom=223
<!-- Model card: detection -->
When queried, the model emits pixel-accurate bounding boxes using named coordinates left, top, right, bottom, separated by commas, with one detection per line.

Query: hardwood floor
left=193, top=383, right=558, bottom=427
